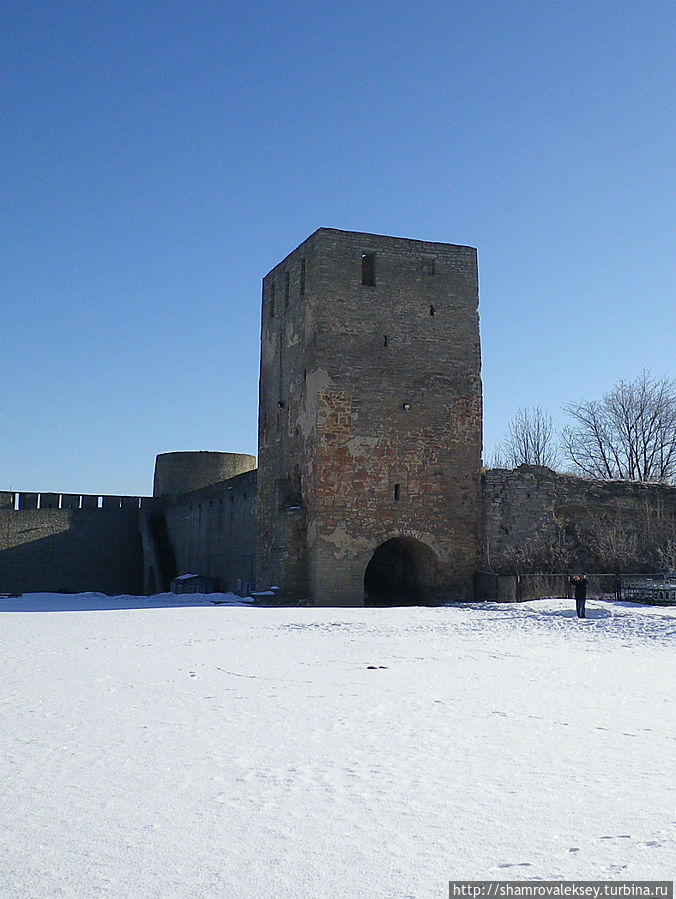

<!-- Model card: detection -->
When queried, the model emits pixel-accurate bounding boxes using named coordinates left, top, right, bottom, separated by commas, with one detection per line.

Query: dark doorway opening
left=364, top=537, right=438, bottom=606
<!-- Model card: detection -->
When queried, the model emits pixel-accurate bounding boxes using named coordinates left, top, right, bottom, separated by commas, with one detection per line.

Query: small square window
left=422, top=257, right=436, bottom=276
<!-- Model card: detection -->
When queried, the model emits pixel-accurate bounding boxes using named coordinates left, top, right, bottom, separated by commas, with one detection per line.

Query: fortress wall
left=160, top=469, right=257, bottom=595
left=0, top=493, right=152, bottom=595
left=482, top=465, right=676, bottom=573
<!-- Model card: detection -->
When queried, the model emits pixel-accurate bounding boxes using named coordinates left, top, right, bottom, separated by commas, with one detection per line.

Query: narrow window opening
left=430, top=305, right=435, bottom=316
left=300, top=258, right=306, bottom=295
left=394, top=483, right=400, bottom=501
left=361, top=252, right=376, bottom=286
left=383, top=335, right=388, bottom=347
left=284, top=271, right=290, bottom=307
left=269, top=283, right=275, bottom=319
left=303, top=368, right=307, bottom=382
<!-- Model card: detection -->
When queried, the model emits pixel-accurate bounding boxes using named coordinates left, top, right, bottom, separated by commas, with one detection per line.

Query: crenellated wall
left=0, top=492, right=154, bottom=595
left=1, top=453, right=259, bottom=597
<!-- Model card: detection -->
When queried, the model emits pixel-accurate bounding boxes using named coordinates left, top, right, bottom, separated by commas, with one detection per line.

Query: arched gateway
left=364, top=537, right=439, bottom=606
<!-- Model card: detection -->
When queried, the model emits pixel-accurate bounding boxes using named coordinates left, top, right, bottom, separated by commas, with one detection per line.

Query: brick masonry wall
left=258, top=228, right=483, bottom=605
left=257, top=231, right=319, bottom=598
left=0, top=494, right=149, bottom=594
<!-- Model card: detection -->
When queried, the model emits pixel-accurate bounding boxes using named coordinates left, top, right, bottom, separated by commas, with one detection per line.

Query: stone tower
left=257, top=228, right=482, bottom=606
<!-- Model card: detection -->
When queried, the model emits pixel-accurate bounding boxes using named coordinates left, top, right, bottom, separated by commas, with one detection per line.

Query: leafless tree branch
left=495, top=406, right=559, bottom=469
left=562, top=370, right=676, bottom=483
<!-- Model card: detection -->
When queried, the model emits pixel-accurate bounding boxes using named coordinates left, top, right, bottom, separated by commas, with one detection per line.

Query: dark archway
left=364, top=537, right=439, bottom=606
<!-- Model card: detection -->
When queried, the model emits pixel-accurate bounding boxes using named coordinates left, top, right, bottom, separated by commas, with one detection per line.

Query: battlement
left=0, top=490, right=152, bottom=595
left=0, top=491, right=152, bottom=511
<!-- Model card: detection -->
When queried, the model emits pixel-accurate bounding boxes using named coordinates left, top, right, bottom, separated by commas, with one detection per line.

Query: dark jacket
left=572, top=576, right=587, bottom=601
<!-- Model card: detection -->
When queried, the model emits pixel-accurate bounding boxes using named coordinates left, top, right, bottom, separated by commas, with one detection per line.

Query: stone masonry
left=257, top=228, right=483, bottom=605
left=482, top=464, right=676, bottom=573
left=0, top=492, right=147, bottom=595
left=6, top=228, right=676, bottom=604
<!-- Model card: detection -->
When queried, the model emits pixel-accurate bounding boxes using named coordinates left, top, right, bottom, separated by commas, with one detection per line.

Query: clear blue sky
left=2, top=1, right=675, bottom=496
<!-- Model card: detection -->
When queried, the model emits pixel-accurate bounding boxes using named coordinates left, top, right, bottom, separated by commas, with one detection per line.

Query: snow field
left=1, top=595, right=674, bottom=898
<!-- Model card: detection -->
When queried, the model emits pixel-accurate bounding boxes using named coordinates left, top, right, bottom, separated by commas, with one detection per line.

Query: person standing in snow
left=571, top=574, right=588, bottom=618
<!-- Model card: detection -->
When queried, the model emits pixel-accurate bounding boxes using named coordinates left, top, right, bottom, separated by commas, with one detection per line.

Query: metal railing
left=475, top=571, right=676, bottom=604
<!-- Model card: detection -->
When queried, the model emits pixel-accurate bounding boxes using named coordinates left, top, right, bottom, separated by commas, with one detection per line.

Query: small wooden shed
left=170, top=574, right=214, bottom=595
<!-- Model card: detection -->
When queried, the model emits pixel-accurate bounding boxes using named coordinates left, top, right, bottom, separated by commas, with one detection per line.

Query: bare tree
left=578, top=499, right=676, bottom=573
left=657, top=539, right=676, bottom=574
left=562, top=371, right=676, bottom=483
left=489, top=526, right=574, bottom=575
left=581, top=514, right=639, bottom=573
left=495, top=406, right=559, bottom=469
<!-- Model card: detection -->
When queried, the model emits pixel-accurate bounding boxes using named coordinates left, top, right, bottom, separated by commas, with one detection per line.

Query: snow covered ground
left=1, top=594, right=674, bottom=898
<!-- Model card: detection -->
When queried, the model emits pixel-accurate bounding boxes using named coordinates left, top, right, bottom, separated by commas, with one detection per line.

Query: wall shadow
left=0, top=509, right=143, bottom=595
left=0, top=592, right=251, bottom=613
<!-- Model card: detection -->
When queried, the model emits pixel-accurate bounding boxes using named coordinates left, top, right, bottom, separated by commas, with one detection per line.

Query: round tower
left=153, top=451, right=256, bottom=497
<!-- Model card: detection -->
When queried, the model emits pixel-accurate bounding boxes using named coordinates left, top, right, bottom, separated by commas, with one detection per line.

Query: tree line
left=492, top=370, right=676, bottom=485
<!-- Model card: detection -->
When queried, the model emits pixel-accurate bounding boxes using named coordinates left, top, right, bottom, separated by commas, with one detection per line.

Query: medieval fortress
left=2, top=229, right=676, bottom=604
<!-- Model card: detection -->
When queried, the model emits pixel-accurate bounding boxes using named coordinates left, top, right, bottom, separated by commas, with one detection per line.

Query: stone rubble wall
left=482, top=464, right=676, bottom=574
